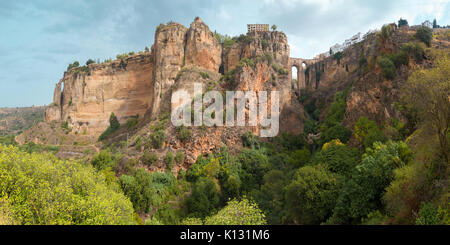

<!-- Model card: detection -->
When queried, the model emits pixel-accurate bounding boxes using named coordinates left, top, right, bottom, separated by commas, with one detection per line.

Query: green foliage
left=151, top=129, right=166, bottom=149
left=381, top=24, right=393, bottom=40
left=126, top=116, right=139, bottom=130
left=141, top=151, right=158, bottom=166
left=164, top=151, right=175, bottom=170
left=185, top=177, right=220, bottom=219
left=204, top=198, right=267, bottom=225
left=0, top=145, right=136, bottom=225
left=416, top=203, right=441, bottom=225
left=98, top=112, right=121, bottom=141
left=333, top=52, right=343, bottom=65
left=86, top=59, right=95, bottom=66
left=398, top=18, right=408, bottom=27
left=238, top=149, right=270, bottom=193
left=401, top=42, right=425, bottom=62
left=0, top=135, right=17, bottom=146
left=377, top=56, right=396, bottom=79
left=354, top=117, right=386, bottom=149
left=200, top=71, right=210, bottom=79
left=285, top=165, right=341, bottom=224
left=67, top=61, right=80, bottom=71
left=176, top=125, right=191, bottom=143
left=415, top=26, right=433, bottom=47
left=242, top=132, right=260, bottom=149
left=328, top=141, right=412, bottom=224
left=312, top=142, right=358, bottom=177
left=271, top=24, right=277, bottom=31
left=321, top=124, right=351, bottom=144
left=91, top=150, right=116, bottom=171
left=286, top=147, right=311, bottom=168
left=175, top=150, right=184, bottom=165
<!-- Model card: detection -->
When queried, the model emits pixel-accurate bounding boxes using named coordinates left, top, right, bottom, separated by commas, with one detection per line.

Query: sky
left=0, top=0, right=449, bottom=107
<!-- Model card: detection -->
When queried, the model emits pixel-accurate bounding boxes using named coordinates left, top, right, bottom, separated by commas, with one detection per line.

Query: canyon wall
left=45, top=17, right=306, bottom=137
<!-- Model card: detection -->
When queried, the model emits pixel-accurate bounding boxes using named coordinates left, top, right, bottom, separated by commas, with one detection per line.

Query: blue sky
left=0, top=0, right=449, bottom=107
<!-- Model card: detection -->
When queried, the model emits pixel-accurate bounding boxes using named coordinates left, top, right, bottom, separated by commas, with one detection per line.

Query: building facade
left=247, top=24, right=270, bottom=32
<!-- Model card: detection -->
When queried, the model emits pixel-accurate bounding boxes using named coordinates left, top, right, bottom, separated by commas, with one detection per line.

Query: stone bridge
left=289, top=57, right=317, bottom=93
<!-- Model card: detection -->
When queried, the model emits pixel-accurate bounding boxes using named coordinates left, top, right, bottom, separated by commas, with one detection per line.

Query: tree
left=398, top=18, right=408, bottom=27
left=354, top=116, right=386, bottom=149
left=175, top=150, right=184, bottom=164
left=86, top=59, right=95, bottom=66
left=328, top=141, right=412, bottom=224
left=91, top=150, right=115, bottom=171
left=433, top=19, right=437, bottom=29
left=151, top=129, right=166, bottom=149
left=109, top=112, right=120, bottom=130
left=415, top=26, right=433, bottom=47
left=377, top=56, right=396, bottom=80
left=164, top=151, right=175, bottom=170
left=401, top=51, right=450, bottom=161
left=186, top=177, right=220, bottom=219
left=286, top=147, right=311, bottom=168
left=67, top=61, right=80, bottom=71
left=312, top=141, right=358, bottom=178
left=285, top=165, right=341, bottom=224
left=416, top=202, right=441, bottom=225
left=271, top=24, right=277, bottom=31
left=204, top=198, right=267, bottom=225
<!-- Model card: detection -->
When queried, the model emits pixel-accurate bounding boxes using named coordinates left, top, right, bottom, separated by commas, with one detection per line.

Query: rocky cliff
left=45, top=17, right=300, bottom=138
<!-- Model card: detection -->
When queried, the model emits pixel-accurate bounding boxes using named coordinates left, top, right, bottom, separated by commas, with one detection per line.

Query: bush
left=141, top=151, right=158, bottom=166
left=126, top=116, right=139, bottom=130
left=354, top=117, right=386, bottom=149
left=98, top=113, right=121, bottom=141
left=151, top=129, right=166, bottom=149
left=176, top=125, right=191, bottom=143
left=67, top=61, right=80, bottom=71
left=164, top=151, right=175, bottom=170
left=321, top=124, right=352, bottom=144
left=86, top=59, right=95, bottom=66
left=91, top=150, right=116, bottom=171
left=333, top=52, right=343, bottom=65
left=242, top=132, right=260, bottom=149
left=185, top=177, right=221, bottom=219
left=200, top=71, right=209, bottom=79
left=401, top=42, right=425, bottom=62
left=204, top=198, right=267, bottom=225
left=377, top=56, right=396, bottom=80
left=175, top=151, right=184, bottom=164
left=415, top=27, right=433, bottom=47
left=0, top=145, right=136, bottom=225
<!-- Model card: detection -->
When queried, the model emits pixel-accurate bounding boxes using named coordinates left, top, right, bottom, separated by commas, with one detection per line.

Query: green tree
left=285, top=165, right=341, bottom=224
left=398, top=18, right=408, bottom=27
left=354, top=117, right=386, bottom=149
left=86, top=59, right=95, bottom=66
left=164, top=151, right=175, bottom=170
left=415, top=26, right=433, bottom=47
left=328, top=141, right=412, bottom=224
left=204, top=198, right=267, bottom=225
left=271, top=24, right=277, bottom=31
left=186, top=177, right=220, bottom=219
left=401, top=52, right=450, bottom=161
left=377, top=56, right=396, bottom=79
left=416, top=202, right=441, bottom=225
left=151, top=129, right=166, bottom=149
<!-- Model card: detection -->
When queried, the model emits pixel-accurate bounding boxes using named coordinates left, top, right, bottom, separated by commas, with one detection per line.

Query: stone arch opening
left=291, top=66, right=298, bottom=90
left=302, top=62, right=307, bottom=69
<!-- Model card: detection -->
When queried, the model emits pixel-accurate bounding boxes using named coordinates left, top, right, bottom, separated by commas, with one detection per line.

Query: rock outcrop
left=44, top=17, right=302, bottom=138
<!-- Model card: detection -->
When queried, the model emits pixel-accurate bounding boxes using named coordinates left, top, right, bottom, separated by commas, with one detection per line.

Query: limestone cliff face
left=46, top=53, right=154, bottom=135
left=151, top=22, right=188, bottom=116
left=185, top=17, right=222, bottom=72
left=44, top=17, right=299, bottom=138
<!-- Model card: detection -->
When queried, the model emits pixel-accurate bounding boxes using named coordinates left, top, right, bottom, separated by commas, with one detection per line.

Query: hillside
left=0, top=106, right=45, bottom=136
left=6, top=18, right=450, bottom=225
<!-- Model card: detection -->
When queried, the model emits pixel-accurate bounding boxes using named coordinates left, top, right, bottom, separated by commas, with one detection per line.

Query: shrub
left=67, top=61, right=80, bottom=71
left=377, top=56, right=396, bottom=80
left=86, top=59, right=95, bottom=66
left=354, top=117, right=386, bottom=149
left=333, top=52, right=343, bottom=65
left=175, top=151, right=184, bottom=164
left=176, top=125, right=191, bottom=143
left=0, top=145, right=136, bottom=225
left=151, top=129, right=166, bottom=149
left=415, top=26, right=433, bottom=47
left=141, top=151, right=158, bottom=166
left=185, top=177, right=221, bottom=219
left=204, top=198, right=267, bottom=225
left=164, top=151, right=175, bottom=170
left=91, top=150, right=116, bottom=171
left=98, top=112, right=121, bottom=141
left=242, top=132, right=260, bottom=149
left=126, top=116, right=139, bottom=130
left=401, top=42, right=425, bottom=62
left=200, top=71, right=209, bottom=79
left=321, top=124, right=352, bottom=144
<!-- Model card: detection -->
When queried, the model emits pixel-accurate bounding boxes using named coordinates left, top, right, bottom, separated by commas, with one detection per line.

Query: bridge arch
left=289, top=58, right=315, bottom=94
